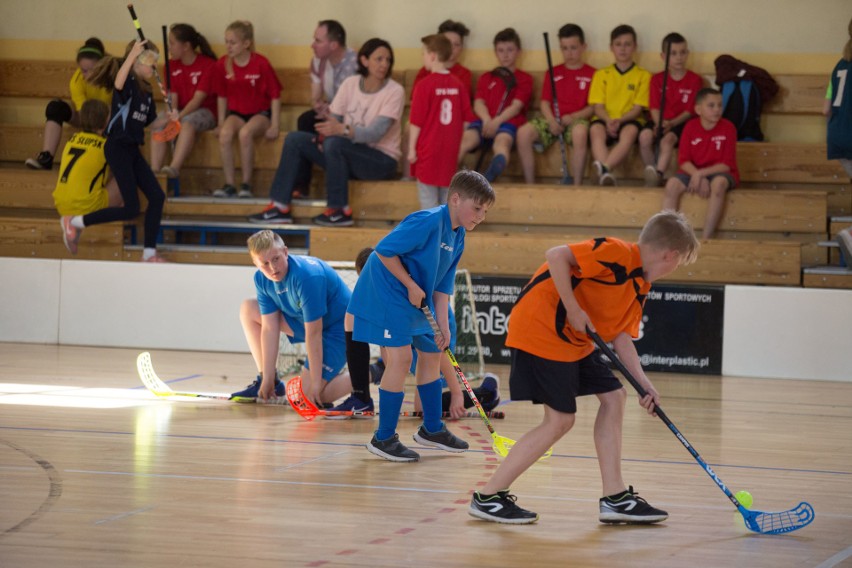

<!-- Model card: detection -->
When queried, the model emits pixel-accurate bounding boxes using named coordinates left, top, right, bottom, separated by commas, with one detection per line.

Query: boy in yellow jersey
left=54, top=100, right=122, bottom=254
left=588, top=24, right=651, bottom=186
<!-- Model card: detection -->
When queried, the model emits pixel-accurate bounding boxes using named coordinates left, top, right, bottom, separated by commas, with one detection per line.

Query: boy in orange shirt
left=469, top=210, right=699, bottom=524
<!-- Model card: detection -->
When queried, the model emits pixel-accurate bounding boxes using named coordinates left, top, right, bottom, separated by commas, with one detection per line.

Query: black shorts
left=508, top=348, right=623, bottom=413
left=590, top=119, right=642, bottom=146
left=642, top=121, right=686, bottom=143
left=226, top=109, right=272, bottom=122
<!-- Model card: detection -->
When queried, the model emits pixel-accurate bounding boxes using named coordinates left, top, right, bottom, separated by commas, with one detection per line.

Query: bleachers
left=0, top=58, right=849, bottom=288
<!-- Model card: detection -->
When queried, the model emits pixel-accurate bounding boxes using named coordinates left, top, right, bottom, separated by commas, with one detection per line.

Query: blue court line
left=130, top=374, right=201, bottom=389
left=2, top=424, right=850, bottom=478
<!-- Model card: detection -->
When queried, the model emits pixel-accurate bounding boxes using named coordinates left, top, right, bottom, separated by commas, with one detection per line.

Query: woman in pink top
left=249, top=38, right=404, bottom=227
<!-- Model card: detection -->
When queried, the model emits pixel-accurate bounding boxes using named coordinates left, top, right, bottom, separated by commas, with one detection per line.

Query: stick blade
left=152, top=121, right=181, bottom=142
left=744, top=502, right=815, bottom=535
left=285, top=376, right=320, bottom=420
left=136, top=352, right=173, bottom=396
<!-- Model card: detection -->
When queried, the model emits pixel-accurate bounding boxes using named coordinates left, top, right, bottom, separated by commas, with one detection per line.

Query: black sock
left=346, top=331, right=371, bottom=402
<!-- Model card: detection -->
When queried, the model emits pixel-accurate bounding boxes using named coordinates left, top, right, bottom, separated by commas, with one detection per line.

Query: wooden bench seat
left=0, top=207, right=123, bottom=260
left=310, top=226, right=803, bottom=286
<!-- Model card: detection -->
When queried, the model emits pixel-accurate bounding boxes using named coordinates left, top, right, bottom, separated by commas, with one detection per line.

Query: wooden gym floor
left=1, top=343, right=850, bottom=568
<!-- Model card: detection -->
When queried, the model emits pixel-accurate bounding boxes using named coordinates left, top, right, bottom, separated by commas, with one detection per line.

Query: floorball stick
left=543, top=32, right=573, bottom=185
left=653, top=40, right=672, bottom=164
left=127, top=4, right=180, bottom=142
left=587, top=330, right=815, bottom=535
left=419, top=301, right=548, bottom=458
left=136, top=352, right=286, bottom=404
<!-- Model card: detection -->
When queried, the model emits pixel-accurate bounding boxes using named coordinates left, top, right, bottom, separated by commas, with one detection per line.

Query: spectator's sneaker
left=313, top=208, right=353, bottom=227
left=643, top=165, right=663, bottom=187
left=230, top=374, right=286, bottom=401
left=599, top=486, right=668, bottom=524
left=325, top=395, right=374, bottom=420
left=60, top=216, right=80, bottom=254
left=213, top=184, right=237, bottom=198
left=600, top=172, right=617, bottom=186
left=248, top=203, right=293, bottom=224
left=238, top=183, right=253, bottom=198
left=836, top=227, right=852, bottom=267
left=160, top=165, right=179, bottom=178
left=479, top=373, right=501, bottom=411
left=367, top=433, right=420, bottom=462
left=291, top=188, right=307, bottom=199
left=469, top=491, right=539, bottom=524
left=413, top=424, right=469, bottom=452
left=25, top=151, right=53, bottom=170
left=592, top=160, right=605, bottom=182
left=369, top=360, right=386, bottom=385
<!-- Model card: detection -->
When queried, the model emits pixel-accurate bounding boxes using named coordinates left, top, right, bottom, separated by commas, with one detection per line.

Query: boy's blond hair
left=448, top=170, right=496, bottom=206
left=247, top=229, right=286, bottom=255
left=639, top=210, right=700, bottom=265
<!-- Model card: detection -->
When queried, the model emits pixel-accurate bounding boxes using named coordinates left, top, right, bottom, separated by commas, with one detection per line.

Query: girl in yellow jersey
left=26, top=38, right=113, bottom=171
left=53, top=100, right=122, bottom=254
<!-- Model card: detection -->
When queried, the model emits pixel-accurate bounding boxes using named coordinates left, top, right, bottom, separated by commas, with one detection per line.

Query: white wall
left=1, top=258, right=850, bottom=381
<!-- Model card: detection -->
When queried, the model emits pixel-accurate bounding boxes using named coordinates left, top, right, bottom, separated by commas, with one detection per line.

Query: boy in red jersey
left=457, top=28, right=533, bottom=183
left=468, top=211, right=699, bottom=524
left=409, top=34, right=473, bottom=208
left=516, top=23, right=595, bottom=185
left=662, top=88, right=739, bottom=239
left=638, top=33, right=705, bottom=186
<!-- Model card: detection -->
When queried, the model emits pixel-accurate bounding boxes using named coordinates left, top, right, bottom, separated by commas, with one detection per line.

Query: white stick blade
left=136, top=352, right=174, bottom=396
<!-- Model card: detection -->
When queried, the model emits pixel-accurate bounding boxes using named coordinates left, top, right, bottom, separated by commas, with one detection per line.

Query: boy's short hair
left=661, top=32, right=686, bottom=52
left=558, top=23, right=585, bottom=43
left=247, top=229, right=286, bottom=255
left=639, top=211, right=700, bottom=265
left=355, top=247, right=374, bottom=275
left=493, top=27, right=521, bottom=49
left=610, top=24, right=637, bottom=44
left=448, top=170, right=496, bottom=206
left=695, top=87, right=721, bottom=105
left=437, top=19, right=470, bottom=38
left=421, top=34, right=452, bottom=63
left=79, top=99, right=109, bottom=133
left=318, top=19, right=346, bottom=46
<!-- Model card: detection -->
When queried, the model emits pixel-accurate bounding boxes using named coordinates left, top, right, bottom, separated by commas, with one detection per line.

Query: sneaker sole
left=412, top=432, right=469, bottom=453
left=314, top=220, right=354, bottom=227
left=600, top=174, right=617, bottom=186
left=468, top=505, right=539, bottom=524
left=599, top=512, right=668, bottom=524
left=366, top=441, right=419, bottom=462
left=643, top=168, right=660, bottom=187
left=25, top=159, right=47, bottom=170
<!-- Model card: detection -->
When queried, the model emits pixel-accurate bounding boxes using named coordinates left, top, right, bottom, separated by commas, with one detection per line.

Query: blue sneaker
left=325, top=395, right=374, bottom=420
left=230, top=374, right=285, bottom=401
left=479, top=373, right=501, bottom=411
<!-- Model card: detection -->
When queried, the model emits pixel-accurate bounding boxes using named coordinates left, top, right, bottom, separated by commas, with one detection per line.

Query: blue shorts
left=353, top=316, right=440, bottom=352
left=467, top=120, right=518, bottom=141
left=295, top=328, right=347, bottom=381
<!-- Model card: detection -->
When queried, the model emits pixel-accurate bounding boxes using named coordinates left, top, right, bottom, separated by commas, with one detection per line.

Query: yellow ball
left=735, top=490, right=753, bottom=508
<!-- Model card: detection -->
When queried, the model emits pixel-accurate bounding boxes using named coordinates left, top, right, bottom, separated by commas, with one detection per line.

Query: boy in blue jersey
left=233, top=230, right=352, bottom=404
left=349, top=170, right=495, bottom=462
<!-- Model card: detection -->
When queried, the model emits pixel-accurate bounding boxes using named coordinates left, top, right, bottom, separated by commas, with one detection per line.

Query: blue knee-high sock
left=417, top=379, right=444, bottom=434
left=484, top=154, right=506, bottom=182
left=375, top=388, right=404, bottom=441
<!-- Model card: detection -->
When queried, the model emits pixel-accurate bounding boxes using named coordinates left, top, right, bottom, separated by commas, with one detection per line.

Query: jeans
left=269, top=131, right=398, bottom=208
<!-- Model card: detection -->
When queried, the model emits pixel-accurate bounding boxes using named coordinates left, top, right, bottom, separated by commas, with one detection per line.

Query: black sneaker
left=479, top=373, right=501, bottom=411
left=230, top=374, right=286, bottom=401
left=25, top=151, right=53, bottom=170
left=413, top=424, right=469, bottom=453
left=599, top=486, right=668, bottom=524
left=248, top=203, right=293, bottom=224
left=313, top=208, right=353, bottom=227
left=213, top=184, right=237, bottom=198
left=238, top=183, right=253, bottom=198
left=367, top=433, right=420, bottom=462
left=469, top=491, right=539, bottom=524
